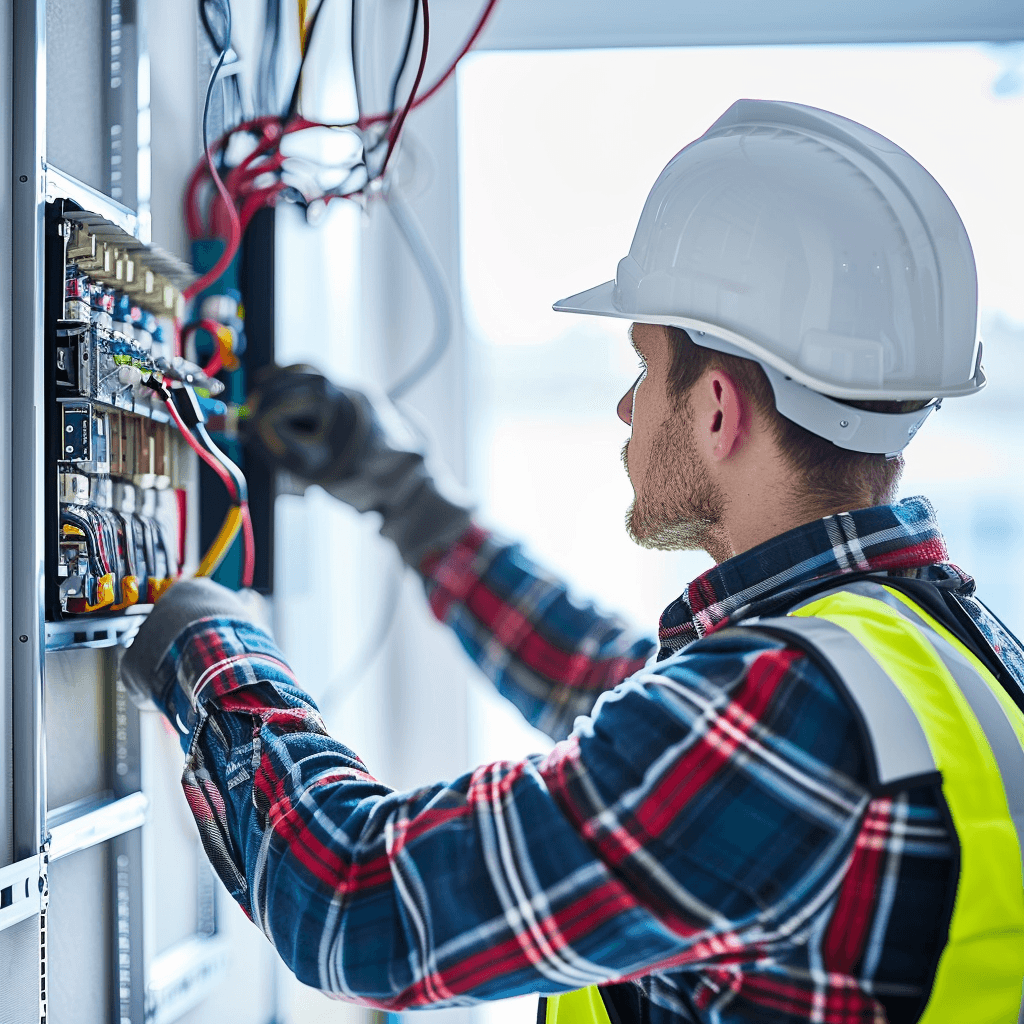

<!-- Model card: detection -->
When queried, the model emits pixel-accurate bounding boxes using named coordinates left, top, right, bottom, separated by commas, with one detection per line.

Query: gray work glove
left=119, top=578, right=259, bottom=719
left=245, top=365, right=472, bottom=568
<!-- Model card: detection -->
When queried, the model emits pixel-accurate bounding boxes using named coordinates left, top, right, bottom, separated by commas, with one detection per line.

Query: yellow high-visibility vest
left=545, top=581, right=1024, bottom=1024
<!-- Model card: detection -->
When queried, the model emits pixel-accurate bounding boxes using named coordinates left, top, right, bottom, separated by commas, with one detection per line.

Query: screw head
left=19, top=634, right=28, bottom=643
left=19, top=175, right=28, bottom=183
left=839, top=419, right=849, bottom=428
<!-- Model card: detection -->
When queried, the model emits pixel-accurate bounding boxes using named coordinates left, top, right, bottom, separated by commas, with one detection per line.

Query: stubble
left=623, top=401, right=725, bottom=553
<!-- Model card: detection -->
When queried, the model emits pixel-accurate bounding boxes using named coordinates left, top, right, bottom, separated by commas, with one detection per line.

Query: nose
left=617, top=373, right=643, bottom=426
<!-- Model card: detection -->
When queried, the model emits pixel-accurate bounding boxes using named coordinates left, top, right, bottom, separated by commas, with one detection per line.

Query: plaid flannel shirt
left=157, top=495, right=1024, bottom=1023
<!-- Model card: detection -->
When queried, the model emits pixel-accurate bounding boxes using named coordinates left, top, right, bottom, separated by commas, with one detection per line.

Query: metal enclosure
left=3, top=1, right=277, bottom=1021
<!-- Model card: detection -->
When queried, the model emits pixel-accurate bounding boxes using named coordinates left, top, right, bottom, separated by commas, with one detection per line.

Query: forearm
left=419, top=524, right=657, bottom=740
left=151, top=617, right=872, bottom=1009
left=243, top=368, right=654, bottom=734
left=165, top=620, right=684, bottom=1006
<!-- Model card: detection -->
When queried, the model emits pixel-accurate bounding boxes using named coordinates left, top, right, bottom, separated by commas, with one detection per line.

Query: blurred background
left=276, top=35, right=1024, bottom=1024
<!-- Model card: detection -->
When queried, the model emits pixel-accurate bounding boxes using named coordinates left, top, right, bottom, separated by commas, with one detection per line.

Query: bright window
left=458, top=43, right=1024, bottom=785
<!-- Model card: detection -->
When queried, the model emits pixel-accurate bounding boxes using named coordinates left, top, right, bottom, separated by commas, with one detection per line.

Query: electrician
left=121, top=100, right=1024, bottom=1024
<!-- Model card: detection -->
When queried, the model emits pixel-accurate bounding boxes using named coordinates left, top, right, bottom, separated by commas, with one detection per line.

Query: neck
left=705, top=485, right=876, bottom=565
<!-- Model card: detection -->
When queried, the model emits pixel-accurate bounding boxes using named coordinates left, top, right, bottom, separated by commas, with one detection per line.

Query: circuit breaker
left=47, top=206, right=196, bottom=626
left=5, top=1, right=274, bottom=1021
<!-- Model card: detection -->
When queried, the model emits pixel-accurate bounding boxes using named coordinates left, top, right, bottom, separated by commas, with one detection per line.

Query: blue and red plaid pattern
left=156, top=496, right=1024, bottom=1023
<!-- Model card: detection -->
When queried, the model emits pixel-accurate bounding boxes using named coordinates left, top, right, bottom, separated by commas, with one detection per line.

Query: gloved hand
left=245, top=365, right=472, bottom=568
left=119, top=577, right=258, bottom=717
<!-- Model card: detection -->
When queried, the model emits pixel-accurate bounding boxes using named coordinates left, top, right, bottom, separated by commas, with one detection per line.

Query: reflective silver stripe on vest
left=746, top=614, right=937, bottom=787
left=822, top=581, right=1024, bottom=883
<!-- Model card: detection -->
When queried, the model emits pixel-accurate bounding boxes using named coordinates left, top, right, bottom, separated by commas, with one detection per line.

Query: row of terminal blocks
left=59, top=403, right=189, bottom=491
left=62, top=215, right=187, bottom=319
left=57, top=486, right=180, bottom=614
left=53, top=211, right=192, bottom=617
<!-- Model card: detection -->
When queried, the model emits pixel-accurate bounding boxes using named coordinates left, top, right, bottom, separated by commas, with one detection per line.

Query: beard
left=623, top=402, right=725, bottom=553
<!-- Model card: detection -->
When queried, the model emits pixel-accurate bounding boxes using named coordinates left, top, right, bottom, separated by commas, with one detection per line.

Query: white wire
left=382, top=185, right=453, bottom=400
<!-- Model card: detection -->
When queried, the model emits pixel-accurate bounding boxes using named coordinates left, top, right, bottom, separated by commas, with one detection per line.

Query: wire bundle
left=178, top=0, right=498, bottom=598
left=185, top=0, right=500, bottom=284
left=163, top=388, right=256, bottom=587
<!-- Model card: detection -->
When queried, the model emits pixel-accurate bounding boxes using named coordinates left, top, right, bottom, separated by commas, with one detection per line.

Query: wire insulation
left=186, top=0, right=241, bottom=300
left=197, top=505, right=243, bottom=576
left=383, top=187, right=453, bottom=399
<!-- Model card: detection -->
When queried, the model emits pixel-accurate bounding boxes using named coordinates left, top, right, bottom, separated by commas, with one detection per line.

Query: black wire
left=201, top=0, right=233, bottom=159
left=257, top=0, right=282, bottom=114
left=200, top=0, right=230, bottom=51
left=154, top=520, right=174, bottom=580
left=358, top=0, right=418, bottom=173
left=285, top=0, right=330, bottom=119
left=97, top=509, right=123, bottom=577
left=174, top=383, right=249, bottom=503
left=117, top=512, right=138, bottom=578
left=386, top=0, right=419, bottom=118
left=195, top=421, right=248, bottom=503
left=61, top=510, right=103, bottom=577
left=351, top=0, right=363, bottom=121
left=136, top=513, right=157, bottom=580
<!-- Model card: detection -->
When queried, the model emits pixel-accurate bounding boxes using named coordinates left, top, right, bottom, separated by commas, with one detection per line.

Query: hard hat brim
left=552, top=280, right=623, bottom=318
left=553, top=281, right=985, bottom=402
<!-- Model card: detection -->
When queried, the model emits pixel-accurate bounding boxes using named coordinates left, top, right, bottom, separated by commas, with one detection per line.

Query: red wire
left=164, top=397, right=240, bottom=501
left=239, top=503, right=255, bottom=588
left=175, top=489, right=188, bottom=577
left=359, top=0, right=500, bottom=128
left=203, top=347, right=224, bottom=378
left=182, top=0, right=499, bottom=239
left=377, top=0, right=431, bottom=181
left=238, top=181, right=288, bottom=233
left=165, top=397, right=255, bottom=587
left=87, top=509, right=111, bottom=573
left=185, top=116, right=285, bottom=239
left=184, top=177, right=241, bottom=301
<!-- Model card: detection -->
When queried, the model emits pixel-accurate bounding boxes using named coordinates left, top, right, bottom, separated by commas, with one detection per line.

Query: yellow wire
left=196, top=505, right=243, bottom=578
left=216, top=324, right=240, bottom=371
left=297, top=0, right=309, bottom=55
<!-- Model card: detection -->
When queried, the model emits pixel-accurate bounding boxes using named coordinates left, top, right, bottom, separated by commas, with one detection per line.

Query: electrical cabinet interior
left=45, top=201, right=195, bottom=634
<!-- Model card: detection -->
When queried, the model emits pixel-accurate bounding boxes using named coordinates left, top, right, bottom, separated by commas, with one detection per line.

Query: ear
left=694, top=369, right=749, bottom=461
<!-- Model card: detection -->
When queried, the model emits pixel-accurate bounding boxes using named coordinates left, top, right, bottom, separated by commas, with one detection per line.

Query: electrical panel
left=46, top=205, right=204, bottom=625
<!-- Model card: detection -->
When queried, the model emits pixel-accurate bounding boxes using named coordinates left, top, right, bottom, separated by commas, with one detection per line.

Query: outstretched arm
left=245, top=367, right=655, bottom=738
left=120, top=580, right=884, bottom=1010
left=419, top=524, right=654, bottom=739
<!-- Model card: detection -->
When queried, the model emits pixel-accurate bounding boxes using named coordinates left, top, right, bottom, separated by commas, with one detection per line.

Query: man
left=121, top=100, right=1024, bottom=1023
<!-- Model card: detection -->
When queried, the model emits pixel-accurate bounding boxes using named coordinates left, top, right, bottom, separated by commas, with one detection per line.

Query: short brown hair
left=665, top=327, right=928, bottom=512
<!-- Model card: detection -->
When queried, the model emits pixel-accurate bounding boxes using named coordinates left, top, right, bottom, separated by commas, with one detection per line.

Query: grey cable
left=382, top=186, right=453, bottom=401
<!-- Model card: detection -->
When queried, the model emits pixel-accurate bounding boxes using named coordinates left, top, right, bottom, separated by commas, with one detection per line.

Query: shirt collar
left=657, top=496, right=953, bottom=658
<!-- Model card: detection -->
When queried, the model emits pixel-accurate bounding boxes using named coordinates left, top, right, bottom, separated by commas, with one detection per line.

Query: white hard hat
left=554, top=99, right=985, bottom=454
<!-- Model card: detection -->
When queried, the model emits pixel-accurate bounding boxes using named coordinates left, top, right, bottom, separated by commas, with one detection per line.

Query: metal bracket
left=0, top=855, right=43, bottom=934
left=48, top=791, right=149, bottom=862
left=145, top=934, right=231, bottom=1024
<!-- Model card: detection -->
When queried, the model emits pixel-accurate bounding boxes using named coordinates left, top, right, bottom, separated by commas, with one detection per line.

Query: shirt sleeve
left=160, top=614, right=878, bottom=1011
left=419, top=524, right=658, bottom=740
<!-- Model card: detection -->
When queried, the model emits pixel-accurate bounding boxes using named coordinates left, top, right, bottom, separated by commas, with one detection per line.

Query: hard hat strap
left=696, top=333, right=937, bottom=455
